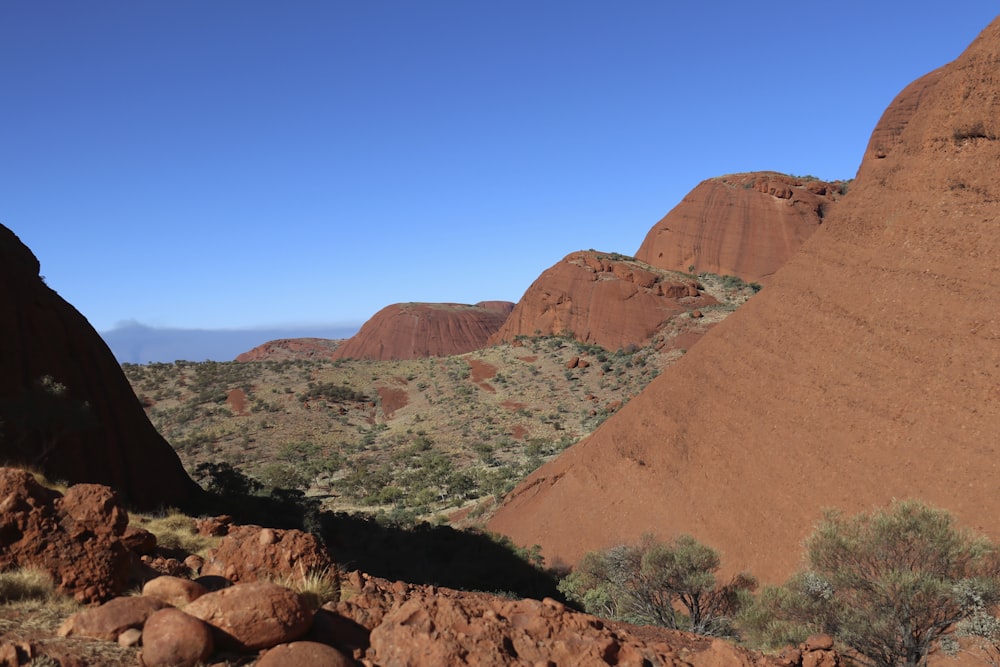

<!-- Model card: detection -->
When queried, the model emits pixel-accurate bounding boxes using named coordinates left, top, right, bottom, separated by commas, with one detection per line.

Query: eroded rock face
left=635, top=172, right=844, bottom=283
left=488, top=17, right=1000, bottom=584
left=331, top=301, right=514, bottom=361
left=0, top=225, right=203, bottom=510
left=0, top=468, right=132, bottom=603
left=329, top=574, right=792, bottom=667
left=489, top=251, right=715, bottom=351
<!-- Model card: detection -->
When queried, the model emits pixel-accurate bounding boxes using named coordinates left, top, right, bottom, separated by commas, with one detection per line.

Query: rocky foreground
left=0, top=467, right=839, bottom=666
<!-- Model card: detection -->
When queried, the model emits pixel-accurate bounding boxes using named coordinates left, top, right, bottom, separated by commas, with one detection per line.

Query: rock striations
left=330, top=301, right=514, bottom=361
left=0, top=225, right=202, bottom=510
left=489, top=17, right=1000, bottom=584
left=635, top=172, right=844, bottom=283
left=489, top=250, right=715, bottom=351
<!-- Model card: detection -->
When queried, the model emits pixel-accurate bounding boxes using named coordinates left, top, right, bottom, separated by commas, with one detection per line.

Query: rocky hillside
left=489, top=251, right=720, bottom=351
left=489, top=16, right=1000, bottom=584
left=235, top=337, right=344, bottom=362
left=635, top=172, right=845, bottom=283
left=0, top=225, right=202, bottom=510
left=330, top=301, right=514, bottom=361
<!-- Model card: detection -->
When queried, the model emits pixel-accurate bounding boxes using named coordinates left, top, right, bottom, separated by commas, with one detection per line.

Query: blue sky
left=3, top=2, right=998, bottom=333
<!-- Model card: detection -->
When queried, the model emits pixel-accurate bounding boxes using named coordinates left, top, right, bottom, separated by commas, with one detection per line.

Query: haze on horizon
left=3, top=1, right=997, bottom=336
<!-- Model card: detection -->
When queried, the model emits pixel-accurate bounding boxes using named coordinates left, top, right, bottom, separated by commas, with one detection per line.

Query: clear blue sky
left=3, top=2, right=997, bottom=333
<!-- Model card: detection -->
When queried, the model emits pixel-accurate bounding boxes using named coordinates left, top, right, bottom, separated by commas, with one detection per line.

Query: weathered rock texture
left=331, top=301, right=514, bottom=361
left=200, top=524, right=336, bottom=586
left=235, top=337, right=344, bottom=362
left=0, top=468, right=132, bottom=603
left=635, top=172, right=844, bottom=283
left=0, top=225, right=203, bottom=510
left=489, top=17, right=1000, bottom=584
left=332, top=574, right=805, bottom=667
left=489, top=251, right=716, bottom=351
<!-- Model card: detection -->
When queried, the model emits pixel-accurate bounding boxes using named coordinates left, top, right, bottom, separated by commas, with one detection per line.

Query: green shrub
left=558, top=534, right=755, bottom=637
left=746, top=501, right=1000, bottom=667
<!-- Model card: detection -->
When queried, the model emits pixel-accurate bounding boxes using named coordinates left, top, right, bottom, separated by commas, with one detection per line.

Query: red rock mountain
left=235, top=337, right=345, bottom=362
left=488, top=251, right=715, bottom=351
left=635, top=172, right=844, bottom=283
left=0, top=225, right=203, bottom=510
left=489, top=17, right=1000, bottom=584
left=330, top=301, right=514, bottom=361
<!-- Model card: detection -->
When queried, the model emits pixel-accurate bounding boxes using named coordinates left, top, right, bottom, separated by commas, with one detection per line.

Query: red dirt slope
left=0, top=225, right=204, bottom=511
left=635, top=172, right=844, bottom=283
left=488, top=251, right=715, bottom=351
left=489, top=17, right=1000, bottom=584
left=331, top=301, right=514, bottom=361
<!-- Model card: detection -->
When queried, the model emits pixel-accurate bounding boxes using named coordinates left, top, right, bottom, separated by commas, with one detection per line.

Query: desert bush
left=558, top=534, right=755, bottom=637
left=744, top=500, right=1000, bottom=667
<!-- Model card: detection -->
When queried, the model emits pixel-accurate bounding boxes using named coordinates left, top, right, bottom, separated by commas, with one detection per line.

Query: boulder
left=256, top=641, right=355, bottom=667
left=57, top=595, right=166, bottom=641
left=183, top=581, right=313, bottom=651
left=0, top=468, right=133, bottom=603
left=200, top=524, right=336, bottom=588
left=142, top=575, right=208, bottom=607
left=139, top=607, right=214, bottom=667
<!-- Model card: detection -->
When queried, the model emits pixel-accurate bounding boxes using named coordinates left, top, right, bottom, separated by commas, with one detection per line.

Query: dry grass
left=0, top=567, right=57, bottom=604
left=132, top=510, right=220, bottom=556
left=278, top=567, right=341, bottom=610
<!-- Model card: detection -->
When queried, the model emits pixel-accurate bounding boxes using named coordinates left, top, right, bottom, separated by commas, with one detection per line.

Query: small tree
left=558, top=534, right=756, bottom=637
left=753, top=500, right=1000, bottom=667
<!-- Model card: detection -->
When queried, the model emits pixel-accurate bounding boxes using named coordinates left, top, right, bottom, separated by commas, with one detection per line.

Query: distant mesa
left=330, top=301, right=515, bottom=361
left=489, top=250, right=715, bottom=352
left=635, top=171, right=846, bottom=283
left=235, top=337, right=345, bottom=362
left=489, top=17, right=1000, bottom=584
left=0, top=224, right=203, bottom=510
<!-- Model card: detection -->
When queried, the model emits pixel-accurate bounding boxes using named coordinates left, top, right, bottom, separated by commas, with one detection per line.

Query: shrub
left=747, top=500, right=1000, bottom=667
left=558, top=534, right=755, bottom=637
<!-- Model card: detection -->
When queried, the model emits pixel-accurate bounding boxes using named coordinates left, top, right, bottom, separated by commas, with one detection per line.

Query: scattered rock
left=195, top=515, right=232, bottom=537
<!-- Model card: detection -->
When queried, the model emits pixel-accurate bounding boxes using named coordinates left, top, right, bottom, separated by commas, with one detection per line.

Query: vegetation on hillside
left=121, top=273, right=758, bottom=524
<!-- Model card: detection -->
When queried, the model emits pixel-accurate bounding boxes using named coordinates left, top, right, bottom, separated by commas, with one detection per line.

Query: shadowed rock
left=0, top=224, right=204, bottom=510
